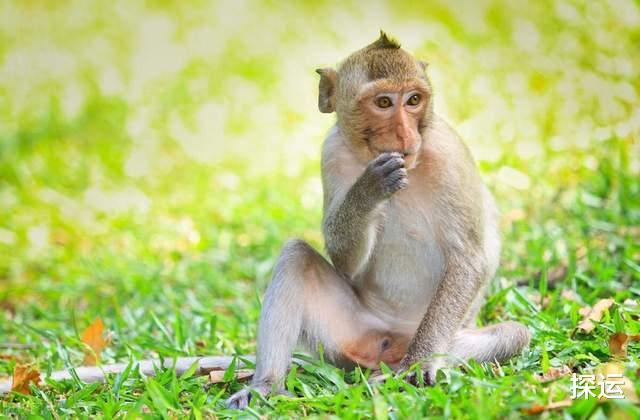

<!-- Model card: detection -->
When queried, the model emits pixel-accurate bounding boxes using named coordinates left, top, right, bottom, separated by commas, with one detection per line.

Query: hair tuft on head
left=369, top=30, right=401, bottom=50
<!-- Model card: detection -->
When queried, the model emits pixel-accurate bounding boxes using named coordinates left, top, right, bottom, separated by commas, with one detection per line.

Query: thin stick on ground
left=0, top=343, right=35, bottom=349
left=0, top=355, right=255, bottom=395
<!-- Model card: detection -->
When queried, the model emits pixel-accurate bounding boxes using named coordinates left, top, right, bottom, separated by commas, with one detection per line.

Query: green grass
left=1, top=0, right=640, bottom=418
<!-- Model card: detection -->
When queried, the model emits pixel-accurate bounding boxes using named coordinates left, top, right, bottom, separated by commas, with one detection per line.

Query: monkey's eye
left=407, top=94, right=421, bottom=106
left=376, top=96, right=393, bottom=108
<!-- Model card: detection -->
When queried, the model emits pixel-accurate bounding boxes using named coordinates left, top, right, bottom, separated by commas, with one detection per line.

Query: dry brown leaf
left=522, top=264, right=569, bottom=290
left=11, top=364, right=40, bottom=395
left=535, top=365, right=572, bottom=382
left=81, top=317, right=107, bottom=365
left=577, top=298, right=615, bottom=333
left=578, top=306, right=592, bottom=317
left=608, top=333, right=640, bottom=358
left=575, top=243, right=588, bottom=260
left=595, top=362, right=639, bottom=403
left=523, top=399, right=572, bottom=415
left=609, top=333, right=630, bottom=358
left=547, top=265, right=568, bottom=284
left=208, top=369, right=254, bottom=384
left=528, top=293, right=550, bottom=308
left=0, top=299, right=15, bottom=312
left=561, top=290, right=580, bottom=303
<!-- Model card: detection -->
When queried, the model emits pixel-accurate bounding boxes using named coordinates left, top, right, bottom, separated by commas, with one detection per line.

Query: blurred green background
left=1, top=0, right=639, bottom=416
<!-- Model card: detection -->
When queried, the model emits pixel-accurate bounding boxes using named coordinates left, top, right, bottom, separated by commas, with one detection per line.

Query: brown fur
left=226, top=33, right=529, bottom=409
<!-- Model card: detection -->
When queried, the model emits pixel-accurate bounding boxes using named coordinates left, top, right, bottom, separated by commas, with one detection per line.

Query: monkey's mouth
left=370, top=148, right=418, bottom=169
left=370, top=147, right=412, bottom=157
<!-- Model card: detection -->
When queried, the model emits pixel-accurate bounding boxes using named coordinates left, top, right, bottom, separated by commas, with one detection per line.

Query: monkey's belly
left=358, top=236, right=445, bottom=326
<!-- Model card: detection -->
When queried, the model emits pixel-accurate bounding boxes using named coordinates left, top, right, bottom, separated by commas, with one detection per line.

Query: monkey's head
left=316, top=31, right=433, bottom=169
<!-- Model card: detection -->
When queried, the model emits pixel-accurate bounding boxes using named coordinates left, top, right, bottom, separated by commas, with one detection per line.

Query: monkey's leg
left=450, top=321, right=530, bottom=364
left=226, top=239, right=382, bottom=409
left=395, top=321, right=529, bottom=386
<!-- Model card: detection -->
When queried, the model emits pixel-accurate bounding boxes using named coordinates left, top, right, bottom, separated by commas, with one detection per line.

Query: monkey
left=226, top=32, right=530, bottom=409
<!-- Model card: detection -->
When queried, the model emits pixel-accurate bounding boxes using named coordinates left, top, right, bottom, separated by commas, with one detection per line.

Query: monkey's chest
left=360, top=208, right=445, bottom=319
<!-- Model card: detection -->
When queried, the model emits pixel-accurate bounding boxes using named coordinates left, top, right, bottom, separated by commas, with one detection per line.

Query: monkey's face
left=353, top=79, right=431, bottom=169
left=316, top=33, right=433, bottom=168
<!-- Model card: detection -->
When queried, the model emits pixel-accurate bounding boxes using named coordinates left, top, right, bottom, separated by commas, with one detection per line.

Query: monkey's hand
left=323, top=152, right=408, bottom=279
left=367, top=357, right=444, bottom=387
left=395, top=356, right=445, bottom=386
left=357, top=152, right=408, bottom=201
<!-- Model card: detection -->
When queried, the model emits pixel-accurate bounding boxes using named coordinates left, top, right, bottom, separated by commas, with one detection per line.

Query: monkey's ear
left=315, top=67, right=337, bottom=113
left=417, top=60, right=429, bottom=72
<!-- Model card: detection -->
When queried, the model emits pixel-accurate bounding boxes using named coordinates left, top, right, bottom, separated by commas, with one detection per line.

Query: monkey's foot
left=226, top=388, right=255, bottom=410
left=225, top=384, right=292, bottom=409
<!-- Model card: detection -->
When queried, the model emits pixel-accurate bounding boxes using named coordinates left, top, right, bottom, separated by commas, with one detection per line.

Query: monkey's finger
left=384, top=177, right=408, bottom=196
left=380, top=155, right=405, bottom=175
left=371, top=151, right=403, bottom=167
left=386, top=168, right=408, bottom=186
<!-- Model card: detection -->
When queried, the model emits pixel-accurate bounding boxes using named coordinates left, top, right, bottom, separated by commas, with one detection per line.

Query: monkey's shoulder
left=416, top=116, right=483, bottom=191
left=321, top=127, right=362, bottom=164
left=424, top=116, right=474, bottom=162
left=320, top=127, right=365, bottom=189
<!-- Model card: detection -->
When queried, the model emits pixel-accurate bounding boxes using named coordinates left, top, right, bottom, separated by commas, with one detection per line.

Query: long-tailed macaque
left=226, top=32, right=530, bottom=409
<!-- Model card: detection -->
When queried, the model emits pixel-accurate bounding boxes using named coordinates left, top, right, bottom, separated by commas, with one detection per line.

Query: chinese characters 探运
left=570, top=373, right=625, bottom=400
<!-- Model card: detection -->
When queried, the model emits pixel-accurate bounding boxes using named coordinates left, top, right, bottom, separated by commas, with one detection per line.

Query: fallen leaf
left=11, top=364, right=40, bottom=395
left=81, top=317, right=107, bottom=365
left=209, top=369, right=254, bottom=384
left=546, top=265, right=568, bottom=285
left=523, top=399, right=572, bottom=415
left=0, top=300, right=15, bottom=317
left=577, top=299, right=615, bottom=333
left=575, top=244, right=588, bottom=260
left=517, top=264, right=569, bottom=289
left=561, top=290, right=580, bottom=303
left=609, top=333, right=629, bottom=358
left=595, top=362, right=639, bottom=403
left=578, top=306, right=592, bottom=317
left=528, top=293, right=550, bottom=308
left=535, top=365, right=572, bottom=382
left=608, top=333, right=640, bottom=358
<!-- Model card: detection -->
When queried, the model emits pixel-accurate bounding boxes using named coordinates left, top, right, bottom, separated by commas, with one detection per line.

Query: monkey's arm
left=321, top=138, right=407, bottom=280
left=400, top=146, right=490, bottom=379
left=401, top=251, right=486, bottom=373
left=322, top=177, right=382, bottom=280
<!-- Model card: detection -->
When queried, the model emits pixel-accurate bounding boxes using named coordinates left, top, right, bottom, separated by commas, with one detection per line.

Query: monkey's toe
left=225, top=389, right=252, bottom=410
left=403, top=369, right=436, bottom=387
